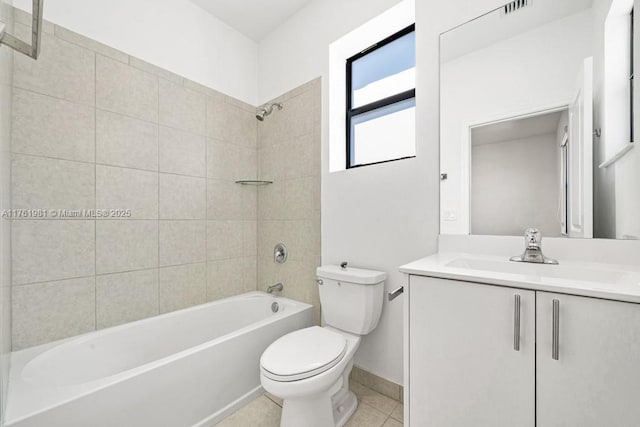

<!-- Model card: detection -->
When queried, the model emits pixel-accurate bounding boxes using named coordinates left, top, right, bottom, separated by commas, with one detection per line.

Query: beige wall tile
left=206, top=220, right=243, bottom=260
left=12, top=88, right=95, bottom=162
left=159, top=126, right=205, bottom=177
left=242, top=256, right=257, bottom=292
left=96, top=269, right=159, bottom=328
left=257, top=143, right=285, bottom=181
left=207, top=180, right=257, bottom=220
left=96, top=165, right=158, bottom=220
left=243, top=221, right=257, bottom=256
left=257, top=181, right=286, bottom=220
left=12, top=277, right=95, bottom=350
left=12, top=220, right=95, bottom=285
left=13, top=8, right=54, bottom=34
left=159, top=174, right=206, bottom=220
left=159, top=263, right=206, bottom=313
left=206, top=258, right=245, bottom=300
left=159, top=220, right=206, bottom=267
left=96, top=220, right=158, bottom=274
left=129, top=57, right=182, bottom=84
left=54, top=25, right=128, bottom=63
left=206, top=97, right=257, bottom=148
left=258, top=257, right=319, bottom=302
left=96, top=109, right=158, bottom=171
left=281, top=92, right=316, bottom=139
left=283, top=177, right=318, bottom=220
left=96, top=54, right=158, bottom=122
left=13, top=26, right=95, bottom=106
left=285, top=134, right=316, bottom=179
left=12, top=154, right=95, bottom=214
left=159, top=79, right=205, bottom=135
left=183, top=78, right=225, bottom=99
left=207, top=138, right=257, bottom=181
left=259, top=220, right=319, bottom=261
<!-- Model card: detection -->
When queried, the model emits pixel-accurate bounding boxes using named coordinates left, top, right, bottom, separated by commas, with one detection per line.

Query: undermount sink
left=446, top=258, right=640, bottom=286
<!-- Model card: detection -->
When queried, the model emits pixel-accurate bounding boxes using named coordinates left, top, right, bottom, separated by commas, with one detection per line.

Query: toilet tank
left=316, top=265, right=386, bottom=335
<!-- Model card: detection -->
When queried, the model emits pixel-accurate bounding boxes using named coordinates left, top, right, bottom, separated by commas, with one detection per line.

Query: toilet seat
left=260, top=326, right=347, bottom=382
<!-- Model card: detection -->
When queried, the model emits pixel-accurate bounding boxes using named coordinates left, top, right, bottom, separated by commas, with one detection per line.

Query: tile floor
left=217, top=380, right=403, bottom=426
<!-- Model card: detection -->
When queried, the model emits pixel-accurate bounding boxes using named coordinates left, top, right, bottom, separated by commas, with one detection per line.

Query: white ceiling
left=472, top=110, right=565, bottom=146
left=190, top=0, right=314, bottom=41
left=440, top=0, right=593, bottom=63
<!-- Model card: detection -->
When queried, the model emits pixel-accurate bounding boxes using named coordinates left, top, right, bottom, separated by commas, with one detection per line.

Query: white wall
left=440, top=9, right=594, bottom=235
left=259, top=0, right=429, bottom=385
left=13, top=0, right=259, bottom=105
left=471, top=134, right=561, bottom=236
left=0, top=0, right=12, bottom=420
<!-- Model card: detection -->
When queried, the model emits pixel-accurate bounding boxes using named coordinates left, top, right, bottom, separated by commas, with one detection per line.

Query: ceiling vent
left=502, top=0, right=531, bottom=16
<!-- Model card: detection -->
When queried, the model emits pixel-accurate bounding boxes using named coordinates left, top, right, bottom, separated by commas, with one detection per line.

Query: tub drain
left=271, top=302, right=279, bottom=313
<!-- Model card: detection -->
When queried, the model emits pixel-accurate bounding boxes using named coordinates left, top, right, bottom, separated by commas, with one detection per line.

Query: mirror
left=440, top=0, right=640, bottom=239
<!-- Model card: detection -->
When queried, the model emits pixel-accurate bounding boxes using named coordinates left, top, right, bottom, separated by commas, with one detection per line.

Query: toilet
left=260, top=265, right=386, bottom=427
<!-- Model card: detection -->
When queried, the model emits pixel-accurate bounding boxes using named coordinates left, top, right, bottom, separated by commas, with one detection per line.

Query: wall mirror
left=439, top=0, right=640, bottom=239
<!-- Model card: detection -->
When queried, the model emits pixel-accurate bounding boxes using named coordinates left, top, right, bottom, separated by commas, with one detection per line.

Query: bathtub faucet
left=266, top=282, right=283, bottom=294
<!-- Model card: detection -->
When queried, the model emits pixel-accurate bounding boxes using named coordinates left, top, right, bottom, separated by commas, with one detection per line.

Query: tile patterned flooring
left=217, top=380, right=403, bottom=426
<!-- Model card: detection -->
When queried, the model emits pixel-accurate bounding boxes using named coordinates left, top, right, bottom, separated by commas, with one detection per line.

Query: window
left=346, top=24, right=416, bottom=168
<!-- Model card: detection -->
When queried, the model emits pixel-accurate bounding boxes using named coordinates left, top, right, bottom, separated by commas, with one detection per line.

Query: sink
left=445, top=258, right=640, bottom=286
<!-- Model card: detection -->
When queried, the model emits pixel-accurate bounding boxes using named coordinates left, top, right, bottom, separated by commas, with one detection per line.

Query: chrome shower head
left=256, top=103, right=282, bottom=121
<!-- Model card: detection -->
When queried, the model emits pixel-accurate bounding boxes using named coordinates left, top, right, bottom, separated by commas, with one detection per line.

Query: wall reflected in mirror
left=440, top=0, right=640, bottom=239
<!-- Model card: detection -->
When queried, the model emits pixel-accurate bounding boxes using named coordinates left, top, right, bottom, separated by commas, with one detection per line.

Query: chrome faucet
left=510, top=228, right=559, bottom=265
left=266, top=282, right=283, bottom=294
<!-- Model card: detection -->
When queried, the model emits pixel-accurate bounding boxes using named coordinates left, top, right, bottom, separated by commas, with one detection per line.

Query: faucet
left=510, top=228, right=558, bottom=265
left=266, top=282, right=283, bottom=294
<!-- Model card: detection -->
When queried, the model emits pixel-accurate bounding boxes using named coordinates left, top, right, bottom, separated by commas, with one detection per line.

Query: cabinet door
left=537, top=292, right=640, bottom=427
left=409, top=276, right=535, bottom=427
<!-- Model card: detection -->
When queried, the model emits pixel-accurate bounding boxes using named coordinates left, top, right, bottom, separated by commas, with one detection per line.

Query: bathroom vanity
left=400, top=253, right=640, bottom=427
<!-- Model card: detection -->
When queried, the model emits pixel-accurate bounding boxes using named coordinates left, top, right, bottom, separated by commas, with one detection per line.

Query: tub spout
left=266, top=282, right=283, bottom=294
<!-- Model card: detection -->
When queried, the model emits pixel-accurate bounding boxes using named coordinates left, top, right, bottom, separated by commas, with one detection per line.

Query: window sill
left=347, top=155, right=416, bottom=170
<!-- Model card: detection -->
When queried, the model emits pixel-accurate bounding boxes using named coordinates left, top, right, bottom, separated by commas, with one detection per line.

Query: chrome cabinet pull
left=552, top=299, right=560, bottom=360
left=514, top=294, right=521, bottom=351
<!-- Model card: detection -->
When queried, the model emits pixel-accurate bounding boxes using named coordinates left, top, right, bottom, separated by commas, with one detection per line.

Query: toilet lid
left=260, top=326, right=347, bottom=382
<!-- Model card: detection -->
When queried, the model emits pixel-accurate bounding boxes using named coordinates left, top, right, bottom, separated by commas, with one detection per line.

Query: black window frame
left=345, top=24, right=416, bottom=169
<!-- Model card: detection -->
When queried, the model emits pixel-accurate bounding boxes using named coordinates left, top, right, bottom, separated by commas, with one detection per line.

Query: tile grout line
left=157, top=73, right=161, bottom=314
left=14, top=84, right=256, bottom=151
left=93, top=50, right=98, bottom=332
left=205, top=97, right=209, bottom=302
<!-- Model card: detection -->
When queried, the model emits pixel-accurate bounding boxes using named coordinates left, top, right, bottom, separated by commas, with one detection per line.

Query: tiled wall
left=0, top=0, right=14, bottom=418
left=257, top=80, right=322, bottom=324
left=10, top=10, right=258, bottom=350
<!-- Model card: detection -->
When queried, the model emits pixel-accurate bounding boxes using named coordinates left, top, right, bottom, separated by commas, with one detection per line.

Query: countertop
left=399, top=252, right=640, bottom=304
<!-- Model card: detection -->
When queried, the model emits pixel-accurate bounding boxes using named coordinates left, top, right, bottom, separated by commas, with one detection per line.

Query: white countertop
left=399, top=252, right=640, bottom=304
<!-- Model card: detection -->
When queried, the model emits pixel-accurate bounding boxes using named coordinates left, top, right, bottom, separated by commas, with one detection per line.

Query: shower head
left=256, top=103, right=283, bottom=121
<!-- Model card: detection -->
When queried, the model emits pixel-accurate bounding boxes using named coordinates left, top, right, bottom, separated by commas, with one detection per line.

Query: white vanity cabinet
left=408, top=275, right=640, bottom=427
left=409, top=276, right=535, bottom=426
left=536, top=292, right=640, bottom=426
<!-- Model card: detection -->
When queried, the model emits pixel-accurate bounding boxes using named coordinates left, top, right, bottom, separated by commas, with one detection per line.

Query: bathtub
left=5, top=292, right=312, bottom=427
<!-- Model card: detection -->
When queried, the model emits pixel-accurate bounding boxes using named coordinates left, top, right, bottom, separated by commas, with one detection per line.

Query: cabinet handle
left=552, top=299, right=560, bottom=360
left=514, top=294, right=521, bottom=351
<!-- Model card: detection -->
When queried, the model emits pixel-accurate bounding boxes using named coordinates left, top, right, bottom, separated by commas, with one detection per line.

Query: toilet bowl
left=260, top=265, right=386, bottom=427
left=260, top=326, right=360, bottom=427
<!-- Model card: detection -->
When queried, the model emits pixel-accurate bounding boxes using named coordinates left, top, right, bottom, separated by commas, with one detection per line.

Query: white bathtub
left=5, top=292, right=312, bottom=427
